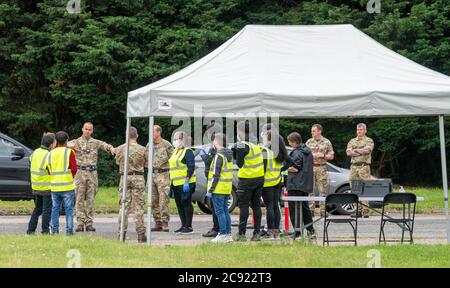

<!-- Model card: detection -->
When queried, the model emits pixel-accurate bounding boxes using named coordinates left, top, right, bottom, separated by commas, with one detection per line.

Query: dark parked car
left=0, top=132, right=33, bottom=200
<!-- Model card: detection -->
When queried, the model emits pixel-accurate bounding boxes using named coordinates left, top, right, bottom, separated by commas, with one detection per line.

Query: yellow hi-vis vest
left=207, top=153, right=233, bottom=195
left=30, top=147, right=50, bottom=191
left=169, top=148, right=196, bottom=186
left=237, top=141, right=264, bottom=179
left=261, top=146, right=282, bottom=187
left=47, top=147, right=76, bottom=192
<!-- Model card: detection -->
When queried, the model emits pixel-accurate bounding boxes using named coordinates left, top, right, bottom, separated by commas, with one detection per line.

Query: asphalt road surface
left=0, top=214, right=448, bottom=246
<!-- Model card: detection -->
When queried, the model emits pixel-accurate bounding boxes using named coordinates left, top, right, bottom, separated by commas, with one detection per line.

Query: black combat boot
left=85, top=225, right=96, bottom=232
left=138, top=233, right=147, bottom=243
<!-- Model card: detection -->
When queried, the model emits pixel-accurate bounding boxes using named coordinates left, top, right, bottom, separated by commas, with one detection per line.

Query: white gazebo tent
left=123, top=24, right=450, bottom=244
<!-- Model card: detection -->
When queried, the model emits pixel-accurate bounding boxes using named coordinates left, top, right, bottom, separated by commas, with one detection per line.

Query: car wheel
left=334, top=186, right=357, bottom=215
left=197, top=201, right=212, bottom=214
left=197, top=188, right=238, bottom=215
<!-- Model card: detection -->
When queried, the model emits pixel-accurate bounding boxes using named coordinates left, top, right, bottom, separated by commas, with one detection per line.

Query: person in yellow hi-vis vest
left=260, top=124, right=289, bottom=240
left=205, top=133, right=234, bottom=244
left=232, top=121, right=265, bottom=242
left=27, top=133, right=56, bottom=234
left=169, top=131, right=196, bottom=235
left=48, top=131, right=78, bottom=235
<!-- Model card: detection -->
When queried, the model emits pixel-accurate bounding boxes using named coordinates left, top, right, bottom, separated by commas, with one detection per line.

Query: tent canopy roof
left=127, top=24, right=450, bottom=118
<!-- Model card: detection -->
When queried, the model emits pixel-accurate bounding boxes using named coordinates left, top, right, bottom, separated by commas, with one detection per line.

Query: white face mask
left=172, top=140, right=180, bottom=149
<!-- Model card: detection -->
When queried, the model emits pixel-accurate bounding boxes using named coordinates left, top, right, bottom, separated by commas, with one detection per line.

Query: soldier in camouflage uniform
left=305, top=124, right=334, bottom=217
left=148, top=125, right=174, bottom=232
left=116, top=126, right=148, bottom=242
left=67, top=122, right=116, bottom=232
left=346, top=123, right=374, bottom=218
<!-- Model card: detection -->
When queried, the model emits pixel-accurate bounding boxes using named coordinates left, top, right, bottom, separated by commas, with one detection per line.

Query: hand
left=288, top=167, right=298, bottom=173
left=205, top=192, right=212, bottom=198
left=109, top=146, right=116, bottom=155
left=183, top=180, right=190, bottom=194
left=169, top=187, right=174, bottom=199
left=68, top=143, right=80, bottom=151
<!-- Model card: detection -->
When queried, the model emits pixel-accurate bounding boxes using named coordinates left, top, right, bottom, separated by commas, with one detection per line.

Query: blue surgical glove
left=198, top=148, right=207, bottom=157
left=183, top=180, right=190, bottom=194
left=205, top=192, right=212, bottom=198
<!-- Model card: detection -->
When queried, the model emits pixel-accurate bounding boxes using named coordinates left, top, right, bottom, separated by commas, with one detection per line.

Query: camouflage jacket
left=346, top=136, right=374, bottom=165
left=116, top=142, right=148, bottom=173
left=147, top=138, right=174, bottom=169
left=305, top=136, right=334, bottom=165
left=68, top=136, right=112, bottom=166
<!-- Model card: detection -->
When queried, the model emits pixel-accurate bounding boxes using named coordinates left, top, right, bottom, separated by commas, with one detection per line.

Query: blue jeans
left=51, top=191, right=75, bottom=235
left=212, top=194, right=231, bottom=235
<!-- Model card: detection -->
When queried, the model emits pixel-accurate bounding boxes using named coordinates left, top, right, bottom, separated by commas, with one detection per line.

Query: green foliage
left=0, top=0, right=449, bottom=186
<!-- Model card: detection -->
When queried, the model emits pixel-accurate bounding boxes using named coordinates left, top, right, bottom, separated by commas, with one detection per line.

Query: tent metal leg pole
left=439, top=115, right=450, bottom=244
left=146, top=116, right=155, bottom=245
left=119, top=117, right=131, bottom=242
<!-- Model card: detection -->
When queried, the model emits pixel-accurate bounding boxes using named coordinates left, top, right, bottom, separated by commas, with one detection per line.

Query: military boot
left=85, top=225, right=96, bottom=232
left=75, top=225, right=84, bottom=233
left=138, top=233, right=147, bottom=243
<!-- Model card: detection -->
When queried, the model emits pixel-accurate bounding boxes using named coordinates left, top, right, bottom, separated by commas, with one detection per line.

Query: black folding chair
left=323, top=193, right=359, bottom=246
left=379, top=193, right=416, bottom=244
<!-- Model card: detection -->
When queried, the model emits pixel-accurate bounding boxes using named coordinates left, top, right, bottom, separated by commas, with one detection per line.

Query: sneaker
left=224, top=234, right=234, bottom=243
left=180, top=227, right=194, bottom=235
left=202, top=229, right=219, bottom=238
left=307, top=230, right=317, bottom=240
left=174, top=227, right=184, bottom=234
left=273, top=229, right=281, bottom=240
left=233, top=233, right=247, bottom=242
left=292, top=232, right=302, bottom=241
left=211, top=234, right=227, bottom=244
left=251, top=233, right=261, bottom=242
left=261, top=230, right=275, bottom=241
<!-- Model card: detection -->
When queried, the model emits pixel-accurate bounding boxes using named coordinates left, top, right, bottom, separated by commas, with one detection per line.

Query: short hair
left=237, top=120, right=250, bottom=135
left=357, top=123, right=367, bottom=130
left=55, top=131, right=69, bottom=145
left=41, top=133, right=55, bottom=148
left=312, top=124, right=323, bottom=132
left=213, top=133, right=226, bottom=147
left=287, top=132, right=302, bottom=144
left=129, top=126, right=138, bottom=139
left=154, top=125, right=162, bottom=133
left=83, top=122, right=94, bottom=128
left=206, top=121, right=222, bottom=141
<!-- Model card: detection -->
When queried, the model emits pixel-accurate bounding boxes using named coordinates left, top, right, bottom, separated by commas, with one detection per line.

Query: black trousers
left=172, top=184, right=194, bottom=229
left=209, top=199, right=219, bottom=232
left=27, top=194, right=52, bottom=233
left=262, top=185, right=282, bottom=230
left=237, top=183, right=263, bottom=235
left=288, top=190, right=314, bottom=234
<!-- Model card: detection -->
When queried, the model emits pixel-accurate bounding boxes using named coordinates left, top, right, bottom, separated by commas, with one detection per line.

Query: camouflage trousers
left=151, top=172, right=170, bottom=225
left=349, top=164, right=371, bottom=216
left=311, top=165, right=327, bottom=217
left=118, top=175, right=147, bottom=236
left=75, top=170, right=98, bottom=227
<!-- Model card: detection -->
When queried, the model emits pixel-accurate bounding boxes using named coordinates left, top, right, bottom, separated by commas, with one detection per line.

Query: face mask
left=172, top=140, right=180, bottom=148
left=237, top=135, right=242, bottom=142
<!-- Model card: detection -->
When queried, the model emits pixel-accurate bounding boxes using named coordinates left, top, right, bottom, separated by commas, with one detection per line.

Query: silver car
left=191, top=146, right=358, bottom=215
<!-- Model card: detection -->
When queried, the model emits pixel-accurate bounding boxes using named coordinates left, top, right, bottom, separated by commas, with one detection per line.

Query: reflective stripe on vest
left=169, top=148, right=196, bottom=186
left=48, top=147, right=76, bottom=192
left=262, top=146, right=282, bottom=187
left=30, top=148, right=51, bottom=191
left=237, top=141, right=264, bottom=179
left=207, top=153, right=233, bottom=195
